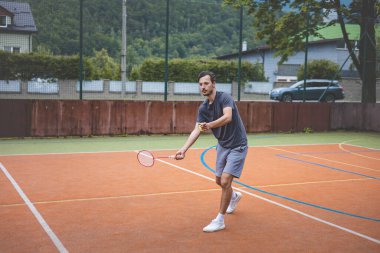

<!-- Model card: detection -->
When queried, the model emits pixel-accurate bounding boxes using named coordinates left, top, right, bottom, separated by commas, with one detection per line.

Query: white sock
left=231, top=191, right=237, bottom=201
left=215, top=213, right=224, bottom=223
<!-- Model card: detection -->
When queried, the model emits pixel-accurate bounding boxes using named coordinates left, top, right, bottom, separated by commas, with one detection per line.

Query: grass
left=0, top=131, right=379, bottom=155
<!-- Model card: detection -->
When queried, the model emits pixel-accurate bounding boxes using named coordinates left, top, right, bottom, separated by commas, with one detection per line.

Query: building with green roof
left=218, top=24, right=379, bottom=83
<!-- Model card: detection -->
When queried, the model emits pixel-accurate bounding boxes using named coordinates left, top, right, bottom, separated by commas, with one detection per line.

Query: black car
left=269, top=79, right=345, bottom=102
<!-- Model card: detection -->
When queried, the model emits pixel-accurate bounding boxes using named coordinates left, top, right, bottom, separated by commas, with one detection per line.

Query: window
left=277, top=64, right=300, bottom=76
left=0, top=15, right=11, bottom=27
left=314, top=82, right=328, bottom=88
left=0, top=16, right=7, bottom=27
left=336, top=40, right=346, bottom=49
left=337, top=39, right=358, bottom=50
left=3, top=46, right=20, bottom=53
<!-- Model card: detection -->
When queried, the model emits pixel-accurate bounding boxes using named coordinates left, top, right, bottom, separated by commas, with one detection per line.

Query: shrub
left=136, top=58, right=265, bottom=83
left=88, top=49, right=120, bottom=80
left=297, top=60, right=341, bottom=80
left=0, top=51, right=94, bottom=80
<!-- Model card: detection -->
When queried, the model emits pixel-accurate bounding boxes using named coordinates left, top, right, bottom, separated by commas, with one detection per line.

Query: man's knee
left=220, top=174, right=233, bottom=189
left=220, top=180, right=231, bottom=189
left=215, top=176, right=222, bottom=186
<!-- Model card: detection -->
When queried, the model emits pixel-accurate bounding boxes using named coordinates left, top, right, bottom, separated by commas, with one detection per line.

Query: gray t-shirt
left=197, top=91, right=247, bottom=148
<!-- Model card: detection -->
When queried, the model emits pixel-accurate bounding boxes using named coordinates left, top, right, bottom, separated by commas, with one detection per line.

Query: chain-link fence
left=0, top=0, right=378, bottom=101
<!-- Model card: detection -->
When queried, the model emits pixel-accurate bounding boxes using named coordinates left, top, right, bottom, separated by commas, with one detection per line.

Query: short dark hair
left=198, top=71, right=216, bottom=83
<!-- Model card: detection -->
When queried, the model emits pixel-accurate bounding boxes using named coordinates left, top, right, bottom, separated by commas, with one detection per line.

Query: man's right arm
left=175, top=123, right=201, bottom=160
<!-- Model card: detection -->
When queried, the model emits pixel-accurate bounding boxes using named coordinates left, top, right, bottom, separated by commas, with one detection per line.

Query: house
left=217, top=24, right=376, bottom=83
left=0, top=1, right=37, bottom=53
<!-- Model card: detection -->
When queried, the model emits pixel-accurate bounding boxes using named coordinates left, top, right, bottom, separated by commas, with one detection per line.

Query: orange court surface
left=0, top=143, right=379, bottom=253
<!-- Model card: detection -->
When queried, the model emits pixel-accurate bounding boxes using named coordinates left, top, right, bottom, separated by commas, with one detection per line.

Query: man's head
left=198, top=71, right=216, bottom=83
left=198, top=71, right=216, bottom=97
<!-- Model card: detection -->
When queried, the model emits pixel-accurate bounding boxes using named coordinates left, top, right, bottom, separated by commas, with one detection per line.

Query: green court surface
left=0, top=131, right=379, bottom=155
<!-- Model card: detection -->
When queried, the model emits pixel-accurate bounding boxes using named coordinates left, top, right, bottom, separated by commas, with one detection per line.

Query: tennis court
left=0, top=132, right=379, bottom=253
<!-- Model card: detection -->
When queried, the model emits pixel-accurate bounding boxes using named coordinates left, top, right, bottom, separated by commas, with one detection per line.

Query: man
left=175, top=71, right=248, bottom=232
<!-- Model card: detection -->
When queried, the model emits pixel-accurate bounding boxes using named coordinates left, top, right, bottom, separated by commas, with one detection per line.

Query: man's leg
left=203, top=174, right=233, bottom=232
left=219, top=173, right=234, bottom=214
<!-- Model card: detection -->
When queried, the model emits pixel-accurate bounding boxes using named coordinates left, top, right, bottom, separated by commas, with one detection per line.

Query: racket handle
left=156, top=155, right=182, bottom=159
left=166, top=155, right=183, bottom=159
left=156, top=155, right=176, bottom=159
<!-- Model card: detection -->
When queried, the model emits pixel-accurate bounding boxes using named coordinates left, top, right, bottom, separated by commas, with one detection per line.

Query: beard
left=201, top=89, right=212, bottom=96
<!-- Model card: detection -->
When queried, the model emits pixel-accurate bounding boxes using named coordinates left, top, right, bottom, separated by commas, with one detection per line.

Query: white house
left=0, top=1, right=37, bottom=53
left=217, top=24, right=369, bottom=83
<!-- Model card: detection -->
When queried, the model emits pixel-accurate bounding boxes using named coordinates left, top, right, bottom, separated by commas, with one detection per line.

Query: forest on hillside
left=22, top=0, right=258, bottom=71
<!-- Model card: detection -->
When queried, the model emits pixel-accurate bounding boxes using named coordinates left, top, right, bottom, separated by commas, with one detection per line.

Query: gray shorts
left=215, top=143, right=248, bottom=178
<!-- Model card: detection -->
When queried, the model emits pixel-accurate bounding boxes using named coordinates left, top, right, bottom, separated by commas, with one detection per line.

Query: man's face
left=199, top=75, right=215, bottom=97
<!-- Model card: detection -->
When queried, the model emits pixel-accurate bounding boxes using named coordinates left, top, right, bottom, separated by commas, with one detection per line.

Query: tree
left=27, top=0, right=257, bottom=62
left=88, top=49, right=120, bottom=80
left=224, top=0, right=379, bottom=103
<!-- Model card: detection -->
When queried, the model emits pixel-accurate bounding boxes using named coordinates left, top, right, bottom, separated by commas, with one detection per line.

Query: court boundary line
left=339, top=142, right=380, bottom=161
left=0, top=142, right=342, bottom=157
left=266, top=146, right=380, bottom=172
left=338, top=141, right=380, bottom=151
left=276, top=154, right=380, bottom=180
left=0, top=162, right=68, bottom=253
left=154, top=157, right=380, bottom=244
left=1, top=178, right=370, bottom=208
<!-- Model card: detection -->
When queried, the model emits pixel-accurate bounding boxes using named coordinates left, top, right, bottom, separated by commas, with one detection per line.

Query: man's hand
left=175, top=150, right=185, bottom=160
left=198, top=122, right=209, bottom=132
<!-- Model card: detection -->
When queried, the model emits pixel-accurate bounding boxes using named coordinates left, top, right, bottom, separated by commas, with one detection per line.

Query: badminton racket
left=137, top=150, right=177, bottom=167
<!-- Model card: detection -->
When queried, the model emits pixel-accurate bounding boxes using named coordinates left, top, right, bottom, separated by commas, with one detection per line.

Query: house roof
left=309, top=24, right=361, bottom=41
left=0, top=1, right=37, bottom=33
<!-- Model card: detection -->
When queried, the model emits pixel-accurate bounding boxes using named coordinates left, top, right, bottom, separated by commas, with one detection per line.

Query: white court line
left=339, top=142, right=380, bottom=161
left=266, top=146, right=379, bottom=172
left=345, top=143, right=380, bottom=151
left=1, top=178, right=369, bottom=208
left=155, top=158, right=380, bottom=245
left=0, top=163, right=68, bottom=253
left=0, top=142, right=342, bottom=157
left=339, top=139, right=380, bottom=151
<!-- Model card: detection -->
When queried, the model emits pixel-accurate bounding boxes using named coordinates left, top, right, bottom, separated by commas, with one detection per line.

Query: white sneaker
left=203, top=219, right=225, bottom=232
left=226, top=192, right=242, bottom=214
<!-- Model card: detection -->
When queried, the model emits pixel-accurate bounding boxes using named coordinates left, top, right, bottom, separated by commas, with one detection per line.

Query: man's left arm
left=199, top=107, right=232, bottom=131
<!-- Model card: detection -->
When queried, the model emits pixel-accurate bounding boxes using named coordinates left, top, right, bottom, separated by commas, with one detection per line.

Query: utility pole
left=79, top=0, right=83, bottom=100
left=237, top=5, right=243, bottom=101
left=302, top=6, right=310, bottom=103
left=121, top=0, right=127, bottom=97
left=164, top=0, right=169, bottom=101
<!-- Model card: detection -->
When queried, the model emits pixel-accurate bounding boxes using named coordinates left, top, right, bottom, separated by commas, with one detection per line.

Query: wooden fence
left=0, top=100, right=379, bottom=137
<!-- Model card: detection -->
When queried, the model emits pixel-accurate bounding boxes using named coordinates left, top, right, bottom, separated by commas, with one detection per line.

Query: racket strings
left=137, top=150, right=154, bottom=167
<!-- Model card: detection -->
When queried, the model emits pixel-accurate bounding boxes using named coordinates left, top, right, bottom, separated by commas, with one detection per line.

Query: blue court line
left=297, top=150, right=380, bottom=155
left=200, top=146, right=380, bottom=222
left=276, top=154, right=380, bottom=181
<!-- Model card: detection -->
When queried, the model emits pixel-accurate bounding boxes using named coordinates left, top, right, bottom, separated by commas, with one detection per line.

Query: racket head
left=137, top=150, right=155, bottom=167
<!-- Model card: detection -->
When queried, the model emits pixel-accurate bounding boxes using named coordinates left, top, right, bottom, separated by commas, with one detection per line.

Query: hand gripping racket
left=137, top=150, right=176, bottom=167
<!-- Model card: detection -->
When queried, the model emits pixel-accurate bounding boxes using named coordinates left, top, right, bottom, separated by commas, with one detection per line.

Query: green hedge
left=0, top=51, right=93, bottom=80
left=0, top=52, right=266, bottom=83
left=132, top=58, right=265, bottom=83
left=297, top=60, right=341, bottom=80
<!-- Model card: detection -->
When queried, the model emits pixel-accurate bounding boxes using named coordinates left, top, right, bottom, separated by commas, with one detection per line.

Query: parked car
left=269, top=79, right=345, bottom=102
